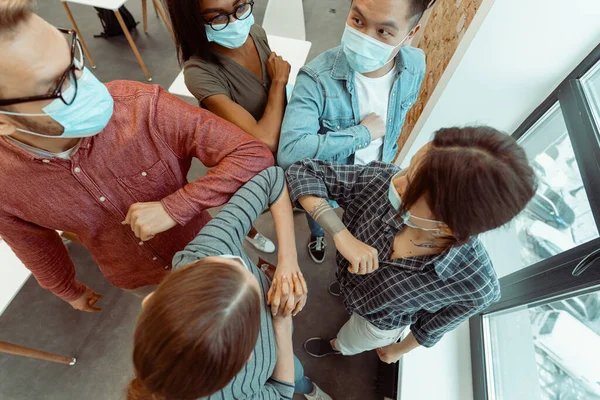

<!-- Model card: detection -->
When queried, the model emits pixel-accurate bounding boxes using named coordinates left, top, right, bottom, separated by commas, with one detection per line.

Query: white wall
left=398, top=0, right=600, bottom=168
left=0, top=241, right=31, bottom=315
left=397, top=1, right=600, bottom=399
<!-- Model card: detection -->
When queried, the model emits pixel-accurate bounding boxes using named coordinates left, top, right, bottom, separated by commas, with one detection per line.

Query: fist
left=360, top=113, right=386, bottom=141
left=68, top=287, right=103, bottom=312
left=125, top=201, right=177, bottom=241
left=267, top=52, right=291, bottom=84
left=333, top=230, right=379, bottom=275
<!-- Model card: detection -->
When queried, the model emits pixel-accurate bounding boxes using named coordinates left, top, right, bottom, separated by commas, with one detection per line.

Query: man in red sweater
left=0, top=2, right=273, bottom=311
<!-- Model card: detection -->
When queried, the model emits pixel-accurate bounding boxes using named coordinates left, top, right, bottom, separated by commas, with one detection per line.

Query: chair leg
left=61, top=2, right=96, bottom=69
left=0, top=340, right=76, bottom=366
left=113, top=10, right=152, bottom=81
left=152, top=0, right=159, bottom=18
left=152, top=0, right=176, bottom=44
left=142, top=0, right=148, bottom=34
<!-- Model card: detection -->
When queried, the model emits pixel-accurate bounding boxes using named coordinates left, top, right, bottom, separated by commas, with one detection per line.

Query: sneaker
left=258, top=258, right=277, bottom=281
left=246, top=233, right=276, bottom=254
left=308, top=235, right=326, bottom=264
left=304, top=337, right=340, bottom=358
left=328, top=281, right=341, bottom=297
left=304, top=383, right=332, bottom=400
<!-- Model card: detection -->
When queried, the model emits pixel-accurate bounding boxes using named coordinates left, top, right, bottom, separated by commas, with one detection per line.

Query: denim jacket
left=278, top=45, right=425, bottom=169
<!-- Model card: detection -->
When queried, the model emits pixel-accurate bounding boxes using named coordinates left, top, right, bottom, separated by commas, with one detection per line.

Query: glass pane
left=484, top=287, right=600, bottom=400
left=481, top=103, right=599, bottom=278
left=582, top=60, right=600, bottom=130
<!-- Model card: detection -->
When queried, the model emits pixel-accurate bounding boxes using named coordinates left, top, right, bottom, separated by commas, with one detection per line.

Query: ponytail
left=126, top=377, right=163, bottom=400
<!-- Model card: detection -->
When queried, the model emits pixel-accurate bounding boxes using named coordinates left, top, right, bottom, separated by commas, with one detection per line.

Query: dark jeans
left=294, top=355, right=313, bottom=394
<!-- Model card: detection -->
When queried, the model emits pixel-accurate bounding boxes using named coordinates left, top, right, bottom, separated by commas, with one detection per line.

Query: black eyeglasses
left=0, top=28, right=85, bottom=107
left=204, top=1, right=254, bottom=32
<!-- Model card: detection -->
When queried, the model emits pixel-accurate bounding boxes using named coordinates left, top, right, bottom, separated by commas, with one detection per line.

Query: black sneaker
left=308, top=235, right=326, bottom=264
left=328, top=281, right=341, bottom=297
left=304, top=337, right=341, bottom=358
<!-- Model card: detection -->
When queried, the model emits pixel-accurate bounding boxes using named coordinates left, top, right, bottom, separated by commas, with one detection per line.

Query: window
left=471, top=48, right=600, bottom=400
left=582, top=61, right=600, bottom=131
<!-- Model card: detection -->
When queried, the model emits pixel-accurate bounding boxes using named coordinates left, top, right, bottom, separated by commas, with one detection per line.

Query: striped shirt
left=172, top=167, right=294, bottom=400
left=286, top=160, right=501, bottom=347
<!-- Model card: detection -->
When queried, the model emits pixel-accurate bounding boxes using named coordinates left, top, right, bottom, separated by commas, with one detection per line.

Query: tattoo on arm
left=310, top=199, right=347, bottom=236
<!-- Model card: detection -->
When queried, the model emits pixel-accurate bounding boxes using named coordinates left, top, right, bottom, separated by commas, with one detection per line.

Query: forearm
left=298, top=195, right=346, bottom=237
left=254, top=81, right=287, bottom=153
left=270, top=184, right=298, bottom=264
left=391, top=332, right=421, bottom=355
left=271, top=322, right=295, bottom=384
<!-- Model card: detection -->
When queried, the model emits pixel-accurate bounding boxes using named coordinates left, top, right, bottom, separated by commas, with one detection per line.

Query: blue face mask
left=341, top=24, right=410, bottom=73
left=205, top=11, right=254, bottom=49
left=0, top=67, right=114, bottom=139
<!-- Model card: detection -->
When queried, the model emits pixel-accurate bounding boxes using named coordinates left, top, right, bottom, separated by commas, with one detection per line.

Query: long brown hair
left=401, top=126, right=537, bottom=243
left=127, top=259, right=261, bottom=400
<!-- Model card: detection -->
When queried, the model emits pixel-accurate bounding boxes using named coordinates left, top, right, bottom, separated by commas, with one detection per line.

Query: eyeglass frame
left=0, top=28, right=85, bottom=108
left=203, top=0, right=255, bottom=32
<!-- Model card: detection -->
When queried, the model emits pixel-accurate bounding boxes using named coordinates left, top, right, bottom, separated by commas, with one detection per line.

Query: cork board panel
left=394, top=0, right=484, bottom=161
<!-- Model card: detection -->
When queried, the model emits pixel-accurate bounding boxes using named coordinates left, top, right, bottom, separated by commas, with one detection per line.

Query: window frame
left=470, top=43, right=600, bottom=400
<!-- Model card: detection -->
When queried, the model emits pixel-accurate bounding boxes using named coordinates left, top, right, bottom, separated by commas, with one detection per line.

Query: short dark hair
left=127, top=259, right=261, bottom=400
left=407, top=0, right=436, bottom=26
left=401, top=126, right=537, bottom=244
left=162, top=0, right=221, bottom=65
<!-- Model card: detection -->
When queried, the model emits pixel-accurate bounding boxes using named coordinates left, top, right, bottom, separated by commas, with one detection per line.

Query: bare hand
left=68, top=287, right=103, bottom=312
left=376, top=344, right=404, bottom=364
left=360, top=112, right=386, bottom=141
left=267, top=271, right=308, bottom=317
left=125, top=201, right=177, bottom=241
left=333, top=230, right=379, bottom=275
left=267, top=52, right=291, bottom=84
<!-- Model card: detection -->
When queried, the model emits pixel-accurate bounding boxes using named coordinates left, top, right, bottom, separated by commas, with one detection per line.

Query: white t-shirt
left=353, top=67, right=396, bottom=165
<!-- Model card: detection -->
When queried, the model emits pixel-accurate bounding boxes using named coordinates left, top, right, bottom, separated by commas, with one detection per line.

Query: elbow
left=255, top=144, right=275, bottom=169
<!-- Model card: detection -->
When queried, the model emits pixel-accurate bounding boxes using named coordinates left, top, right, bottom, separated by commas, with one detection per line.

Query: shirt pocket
left=319, top=117, right=355, bottom=135
left=118, top=159, right=179, bottom=203
left=400, top=90, right=419, bottom=111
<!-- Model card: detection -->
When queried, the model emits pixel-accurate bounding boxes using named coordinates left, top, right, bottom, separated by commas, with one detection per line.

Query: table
left=168, top=34, right=312, bottom=99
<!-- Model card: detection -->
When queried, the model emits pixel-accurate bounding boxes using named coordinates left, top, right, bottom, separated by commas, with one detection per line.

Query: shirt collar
left=384, top=169, right=473, bottom=281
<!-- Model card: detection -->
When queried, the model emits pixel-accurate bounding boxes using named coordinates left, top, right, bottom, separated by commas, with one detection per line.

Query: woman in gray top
left=126, top=167, right=331, bottom=400
left=163, top=0, right=288, bottom=256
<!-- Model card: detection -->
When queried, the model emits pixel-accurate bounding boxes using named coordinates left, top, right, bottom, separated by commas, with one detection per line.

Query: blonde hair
left=0, top=0, right=35, bottom=36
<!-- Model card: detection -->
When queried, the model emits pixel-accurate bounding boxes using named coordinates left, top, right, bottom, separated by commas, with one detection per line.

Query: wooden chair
left=61, top=0, right=175, bottom=81
left=0, top=340, right=76, bottom=366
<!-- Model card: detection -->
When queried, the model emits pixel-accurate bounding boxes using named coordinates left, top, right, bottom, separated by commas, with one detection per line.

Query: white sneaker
left=245, top=233, right=276, bottom=253
left=304, top=383, right=332, bottom=400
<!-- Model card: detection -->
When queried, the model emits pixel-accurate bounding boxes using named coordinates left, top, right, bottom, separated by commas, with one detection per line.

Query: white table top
left=168, top=34, right=312, bottom=99
left=62, top=0, right=129, bottom=11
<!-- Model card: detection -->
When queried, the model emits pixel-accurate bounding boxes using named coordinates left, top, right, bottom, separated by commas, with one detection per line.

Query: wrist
left=271, top=79, right=288, bottom=86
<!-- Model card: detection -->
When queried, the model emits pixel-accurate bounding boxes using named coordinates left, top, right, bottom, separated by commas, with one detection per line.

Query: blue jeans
left=294, top=355, right=313, bottom=394
left=306, top=214, right=325, bottom=237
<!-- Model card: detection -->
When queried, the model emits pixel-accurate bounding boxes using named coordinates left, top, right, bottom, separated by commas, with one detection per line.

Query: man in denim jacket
left=278, top=0, right=432, bottom=263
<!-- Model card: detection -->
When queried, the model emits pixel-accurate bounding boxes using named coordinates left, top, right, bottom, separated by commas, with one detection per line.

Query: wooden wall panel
left=395, top=0, right=484, bottom=161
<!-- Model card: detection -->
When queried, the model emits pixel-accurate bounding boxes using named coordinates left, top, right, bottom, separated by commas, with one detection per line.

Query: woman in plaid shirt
left=286, top=126, right=537, bottom=363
